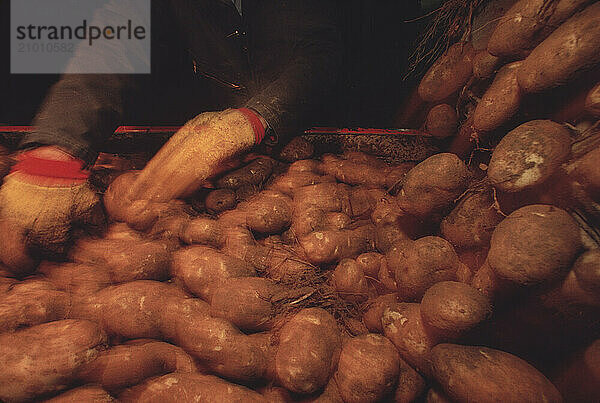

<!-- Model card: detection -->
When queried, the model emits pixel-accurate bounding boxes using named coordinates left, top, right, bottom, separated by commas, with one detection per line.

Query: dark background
left=0, top=0, right=426, bottom=128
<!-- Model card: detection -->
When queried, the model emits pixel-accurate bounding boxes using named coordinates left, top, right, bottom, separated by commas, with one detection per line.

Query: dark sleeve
left=244, top=0, right=342, bottom=140
left=20, top=0, right=151, bottom=166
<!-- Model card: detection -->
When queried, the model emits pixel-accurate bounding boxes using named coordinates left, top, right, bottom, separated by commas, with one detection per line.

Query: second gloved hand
left=0, top=147, right=105, bottom=274
left=128, top=108, right=266, bottom=202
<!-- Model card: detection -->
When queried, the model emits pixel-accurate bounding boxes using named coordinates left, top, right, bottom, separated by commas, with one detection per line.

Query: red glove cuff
left=11, top=151, right=90, bottom=180
left=237, top=108, right=266, bottom=145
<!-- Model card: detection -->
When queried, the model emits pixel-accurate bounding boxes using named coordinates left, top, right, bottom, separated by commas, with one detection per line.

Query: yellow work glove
left=0, top=147, right=105, bottom=274
left=128, top=108, right=266, bottom=202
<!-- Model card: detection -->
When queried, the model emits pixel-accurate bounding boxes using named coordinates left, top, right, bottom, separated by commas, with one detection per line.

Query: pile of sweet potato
left=0, top=126, right=598, bottom=401
left=400, top=0, right=600, bottom=159
left=1, top=2, right=600, bottom=400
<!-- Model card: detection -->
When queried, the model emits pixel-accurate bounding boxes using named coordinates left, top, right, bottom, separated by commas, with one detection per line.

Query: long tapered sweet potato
left=473, top=62, right=522, bottom=133
left=0, top=279, right=70, bottom=333
left=119, top=373, right=265, bottom=403
left=488, top=0, right=593, bottom=58
left=517, top=2, right=600, bottom=93
left=418, top=42, right=475, bottom=102
left=430, top=344, right=562, bottom=403
left=172, top=245, right=256, bottom=300
left=0, top=320, right=107, bottom=402
left=76, top=340, right=198, bottom=393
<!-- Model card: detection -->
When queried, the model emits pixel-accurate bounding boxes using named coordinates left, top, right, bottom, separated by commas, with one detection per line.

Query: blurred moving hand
left=128, top=108, right=266, bottom=202
left=0, top=147, right=105, bottom=274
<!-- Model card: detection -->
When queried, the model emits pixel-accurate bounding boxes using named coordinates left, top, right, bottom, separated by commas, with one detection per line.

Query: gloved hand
left=0, top=146, right=105, bottom=274
left=128, top=108, right=266, bottom=202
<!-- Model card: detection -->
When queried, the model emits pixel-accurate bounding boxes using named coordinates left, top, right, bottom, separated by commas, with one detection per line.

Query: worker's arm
left=20, top=0, right=151, bottom=166
left=0, top=0, right=149, bottom=271
left=245, top=0, right=342, bottom=141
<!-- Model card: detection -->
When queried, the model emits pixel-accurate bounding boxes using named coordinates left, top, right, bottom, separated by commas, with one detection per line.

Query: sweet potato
left=0, top=217, right=38, bottom=275
left=573, top=249, right=600, bottom=294
left=382, top=303, right=439, bottom=374
left=585, top=82, right=600, bottom=116
left=488, top=204, right=581, bottom=285
left=104, top=222, right=143, bottom=241
left=293, top=182, right=351, bottom=214
left=517, top=2, right=600, bottom=93
left=488, top=120, right=572, bottom=192
left=374, top=218, right=419, bottom=253
left=398, top=153, right=471, bottom=219
left=299, top=224, right=376, bottom=265
left=270, top=171, right=335, bottom=196
left=425, top=388, right=453, bottom=403
left=259, top=386, right=293, bottom=403
left=205, top=188, right=236, bottom=213
left=0, top=278, right=70, bottom=332
left=320, top=154, right=396, bottom=188
left=181, top=216, right=224, bottom=247
left=488, top=0, right=593, bottom=58
left=335, top=334, right=400, bottom=403
left=473, top=50, right=502, bottom=80
left=173, top=317, right=270, bottom=383
left=0, top=319, right=107, bottom=402
left=244, top=190, right=293, bottom=234
left=440, top=188, right=504, bottom=249
left=362, top=294, right=398, bottom=333
left=448, top=114, right=477, bottom=158
left=71, top=238, right=172, bottom=283
left=76, top=340, right=198, bottom=393
left=420, top=281, right=492, bottom=340
left=356, top=252, right=384, bottom=278
left=172, top=245, right=256, bottom=300
left=279, top=137, right=315, bottom=162
left=394, top=358, right=426, bottom=403
left=40, top=262, right=111, bottom=296
left=429, top=344, right=562, bottom=402
left=473, top=62, right=522, bottom=133
left=276, top=308, right=342, bottom=394
left=418, top=42, right=475, bottom=102
left=209, top=277, right=284, bottom=332
left=551, top=338, right=600, bottom=403
left=288, top=159, right=324, bottom=174
left=378, top=258, right=398, bottom=294
left=119, top=373, right=264, bottom=403
left=45, top=386, right=115, bottom=402
left=470, top=259, right=512, bottom=300
left=544, top=269, right=600, bottom=308
left=216, top=156, right=274, bottom=189
left=103, top=171, right=139, bottom=222
left=73, top=280, right=196, bottom=339
left=387, top=236, right=460, bottom=300
left=332, top=259, right=372, bottom=303
left=424, top=104, right=458, bottom=139
left=567, top=145, right=600, bottom=200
